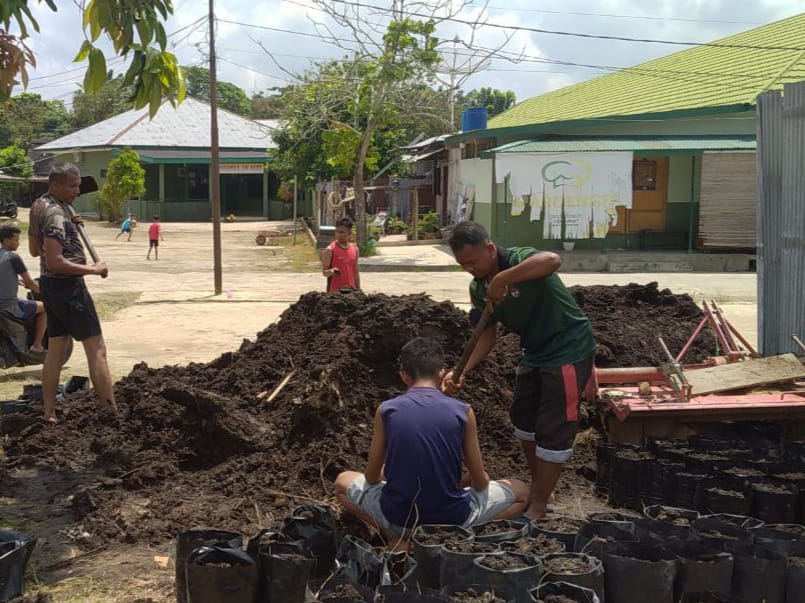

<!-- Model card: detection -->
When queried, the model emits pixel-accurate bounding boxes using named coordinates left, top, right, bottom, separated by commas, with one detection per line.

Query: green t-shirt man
left=469, top=245, right=595, bottom=367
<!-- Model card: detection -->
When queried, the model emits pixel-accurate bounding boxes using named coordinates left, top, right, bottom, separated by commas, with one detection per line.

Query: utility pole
left=209, top=0, right=223, bottom=294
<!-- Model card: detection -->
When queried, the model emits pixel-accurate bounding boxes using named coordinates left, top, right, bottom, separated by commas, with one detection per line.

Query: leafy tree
left=272, top=60, right=451, bottom=193
left=72, top=74, right=134, bottom=129
left=1, top=0, right=184, bottom=116
left=455, top=87, right=516, bottom=121
left=0, top=93, right=71, bottom=147
left=250, top=90, right=285, bottom=119
left=100, top=147, right=145, bottom=220
left=0, top=140, right=32, bottom=178
left=183, top=66, right=250, bottom=115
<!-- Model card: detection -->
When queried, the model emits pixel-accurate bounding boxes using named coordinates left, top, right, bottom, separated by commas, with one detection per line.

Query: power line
left=477, top=4, right=763, bottom=25
left=325, top=0, right=805, bottom=51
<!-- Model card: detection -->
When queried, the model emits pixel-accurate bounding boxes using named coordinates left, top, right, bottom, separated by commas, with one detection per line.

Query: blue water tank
left=461, top=107, right=488, bottom=132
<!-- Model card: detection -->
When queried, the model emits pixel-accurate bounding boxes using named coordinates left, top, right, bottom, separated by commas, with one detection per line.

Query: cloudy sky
left=15, top=0, right=805, bottom=107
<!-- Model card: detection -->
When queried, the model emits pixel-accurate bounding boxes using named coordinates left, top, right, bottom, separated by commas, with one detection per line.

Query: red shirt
left=148, top=222, right=161, bottom=240
left=327, top=241, right=358, bottom=292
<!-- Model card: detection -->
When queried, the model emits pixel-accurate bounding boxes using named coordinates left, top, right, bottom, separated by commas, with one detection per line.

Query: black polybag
left=252, top=539, right=315, bottom=603
left=472, top=552, right=542, bottom=603
left=175, top=529, right=242, bottom=603
left=603, top=543, right=677, bottom=603
left=411, top=525, right=473, bottom=590
left=540, top=552, right=604, bottom=603
left=280, top=504, right=339, bottom=577
left=0, top=529, right=36, bottom=602
left=529, top=581, right=601, bottom=603
left=671, top=543, right=733, bottom=601
left=184, top=545, right=258, bottom=603
left=731, top=546, right=786, bottom=603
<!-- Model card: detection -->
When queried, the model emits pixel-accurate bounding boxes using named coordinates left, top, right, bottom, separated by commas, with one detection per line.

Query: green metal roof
left=484, top=135, right=757, bottom=156
left=488, top=13, right=805, bottom=130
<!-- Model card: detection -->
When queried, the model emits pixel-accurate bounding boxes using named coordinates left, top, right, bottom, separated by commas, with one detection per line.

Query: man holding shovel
left=30, top=163, right=116, bottom=423
left=443, top=221, right=595, bottom=519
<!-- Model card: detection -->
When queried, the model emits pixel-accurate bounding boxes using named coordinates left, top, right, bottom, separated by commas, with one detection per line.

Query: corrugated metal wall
left=756, top=81, right=805, bottom=355
left=699, top=151, right=758, bottom=248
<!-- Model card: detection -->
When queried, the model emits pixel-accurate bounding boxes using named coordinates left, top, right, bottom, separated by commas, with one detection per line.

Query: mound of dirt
left=1, top=284, right=714, bottom=548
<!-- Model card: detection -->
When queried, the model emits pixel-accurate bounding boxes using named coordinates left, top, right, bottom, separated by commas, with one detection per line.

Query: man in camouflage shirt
left=31, top=163, right=117, bottom=423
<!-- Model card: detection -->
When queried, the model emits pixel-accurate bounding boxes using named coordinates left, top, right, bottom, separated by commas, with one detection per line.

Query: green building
left=35, top=97, right=299, bottom=221
left=447, top=13, right=805, bottom=252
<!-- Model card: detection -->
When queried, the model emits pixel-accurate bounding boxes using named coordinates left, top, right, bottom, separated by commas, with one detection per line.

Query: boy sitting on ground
left=334, top=337, right=528, bottom=546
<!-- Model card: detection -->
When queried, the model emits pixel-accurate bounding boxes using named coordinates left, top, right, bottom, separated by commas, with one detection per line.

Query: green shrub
left=417, top=211, right=440, bottom=234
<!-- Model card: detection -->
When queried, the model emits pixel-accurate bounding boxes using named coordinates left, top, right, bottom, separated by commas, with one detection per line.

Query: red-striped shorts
left=509, top=354, right=595, bottom=456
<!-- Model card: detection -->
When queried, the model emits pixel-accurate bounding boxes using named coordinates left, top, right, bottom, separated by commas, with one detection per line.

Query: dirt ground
left=0, top=210, right=758, bottom=602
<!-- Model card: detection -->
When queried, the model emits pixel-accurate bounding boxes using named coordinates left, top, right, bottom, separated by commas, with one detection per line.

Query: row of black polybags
left=597, top=435, right=805, bottom=523
left=528, top=507, right=805, bottom=603
left=173, top=504, right=601, bottom=603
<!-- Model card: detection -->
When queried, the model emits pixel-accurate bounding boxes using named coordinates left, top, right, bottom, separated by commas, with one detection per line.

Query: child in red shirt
left=146, top=214, right=164, bottom=260
left=321, top=216, right=360, bottom=291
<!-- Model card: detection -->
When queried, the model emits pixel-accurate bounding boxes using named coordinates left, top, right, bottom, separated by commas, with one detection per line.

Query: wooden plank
left=685, top=354, right=805, bottom=395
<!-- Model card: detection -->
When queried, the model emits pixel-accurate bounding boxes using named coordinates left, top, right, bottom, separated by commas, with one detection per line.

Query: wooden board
left=685, top=354, right=805, bottom=395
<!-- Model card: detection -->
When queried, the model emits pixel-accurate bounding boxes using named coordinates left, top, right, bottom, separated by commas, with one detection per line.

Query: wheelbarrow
left=255, top=229, right=291, bottom=246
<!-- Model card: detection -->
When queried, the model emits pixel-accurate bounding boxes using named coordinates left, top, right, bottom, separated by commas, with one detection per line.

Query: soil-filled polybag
left=529, top=581, right=601, bottom=603
left=0, top=529, right=36, bottom=601
left=749, top=524, right=805, bottom=556
left=787, top=556, right=805, bottom=603
left=603, top=543, right=677, bottom=603
left=440, top=540, right=502, bottom=587
left=677, top=593, right=740, bottom=603
left=717, top=466, right=767, bottom=491
left=412, top=525, right=473, bottom=590
left=280, top=504, right=339, bottom=578
left=175, top=529, right=242, bottom=603
left=500, top=535, right=565, bottom=558
left=689, top=518, right=752, bottom=554
left=730, top=546, right=786, bottom=603
left=382, top=549, right=418, bottom=587
left=184, top=545, right=258, bottom=603
left=693, top=485, right=750, bottom=516
left=472, top=520, right=529, bottom=544
left=684, top=453, right=733, bottom=475
left=540, top=553, right=604, bottom=603
left=253, top=541, right=316, bottom=603
left=441, top=582, right=514, bottom=602
left=595, top=443, right=640, bottom=496
left=376, top=584, right=450, bottom=602
left=314, top=577, right=374, bottom=602
left=640, top=505, right=698, bottom=543
left=531, top=516, right=585, bottom=552
left=573, top=520, right=638, bottom=559
left=647, top=460, right=684, bottom=506
left=334, top=535, right=384, bottom=588
left=671, top=543, right=733, bottom=602
left=675, top=473, right=714, bottom=510
left=473, top=552, right=542, bottom=603
left=608, top=449, right=654, bottom=510
left=699, top=513, right=763, bottom=530
left=750, top=481, right=798, bottom=524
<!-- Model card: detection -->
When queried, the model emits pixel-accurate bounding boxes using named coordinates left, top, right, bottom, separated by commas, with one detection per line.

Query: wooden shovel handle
left=66, top=205, right=106, bottom=277
left=453, top=306, right=492, bottom=381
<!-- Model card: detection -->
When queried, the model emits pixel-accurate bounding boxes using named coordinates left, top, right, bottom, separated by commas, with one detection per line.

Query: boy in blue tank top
left=334, top=337, right=528, bottom=545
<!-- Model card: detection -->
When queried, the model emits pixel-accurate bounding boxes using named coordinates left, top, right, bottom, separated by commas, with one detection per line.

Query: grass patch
left=94, top=291, right=141, bottom=320
left=0, top=517, right=45, bottom=532
left=27, top=576, right=157, bottom=603
left=272, top=236, right=320, bottom=272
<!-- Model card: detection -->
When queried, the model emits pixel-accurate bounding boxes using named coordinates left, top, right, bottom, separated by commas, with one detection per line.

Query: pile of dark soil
left=1, top=284, right=714, bottom=549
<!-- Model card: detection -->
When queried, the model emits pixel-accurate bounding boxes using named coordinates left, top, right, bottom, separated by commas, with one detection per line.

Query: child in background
left=321, top=216, right=360, bottom=291
left=146, top=215, right=164, bottom=260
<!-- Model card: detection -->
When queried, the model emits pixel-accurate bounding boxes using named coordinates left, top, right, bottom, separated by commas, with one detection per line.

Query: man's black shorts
left=149, top=239, right=159, bottom=248
left=39, top=276, right=102, bottom=341
left=509, top=354, right=595, bottom=462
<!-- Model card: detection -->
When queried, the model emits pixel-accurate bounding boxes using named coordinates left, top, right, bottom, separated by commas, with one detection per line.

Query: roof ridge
left=106, top=100, right=167, bottom=145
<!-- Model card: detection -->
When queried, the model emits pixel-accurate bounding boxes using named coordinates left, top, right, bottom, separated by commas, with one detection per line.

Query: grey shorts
left=345, top=474, right=516, bottom=537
